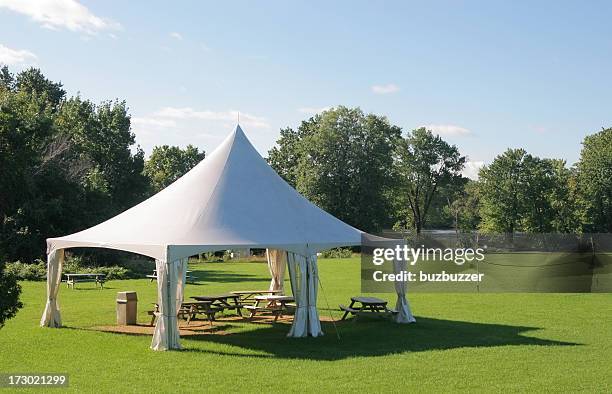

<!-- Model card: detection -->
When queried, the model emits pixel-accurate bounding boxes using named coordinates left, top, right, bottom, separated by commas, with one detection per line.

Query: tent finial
left=237, top=111, right=240, bottom=125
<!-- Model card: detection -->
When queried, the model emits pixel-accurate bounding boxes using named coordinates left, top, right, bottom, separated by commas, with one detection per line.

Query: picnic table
left=244, top=295, right=295, bottom=322
left=64, top=273, right=106, bottom=289
left=191, top=293, right=243, bottom=316
left=230, top=290, right=282, bottom=305
left=147, top=270, right=195, bottom=283
left=148, top=301, right=222, bottom=326
left=340, top=296, right=397, bottom=320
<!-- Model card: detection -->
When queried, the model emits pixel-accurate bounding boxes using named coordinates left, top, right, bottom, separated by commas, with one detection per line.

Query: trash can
left=116, top=291, right=138, bottom=325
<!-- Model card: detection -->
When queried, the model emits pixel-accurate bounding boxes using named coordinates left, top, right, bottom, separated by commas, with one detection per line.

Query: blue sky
left=1, top=0, right=611, bottom=178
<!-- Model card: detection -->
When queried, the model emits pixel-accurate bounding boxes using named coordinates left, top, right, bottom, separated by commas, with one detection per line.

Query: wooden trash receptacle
left=116, top=291, right=138, bottom=325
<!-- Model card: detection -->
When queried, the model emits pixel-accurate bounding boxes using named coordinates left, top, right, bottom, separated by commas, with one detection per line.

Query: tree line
left=0, top=68, right=610, bottom=264
left=268, top=106, right=611, bottom=236
left=0, top=67, right=204, bottom=262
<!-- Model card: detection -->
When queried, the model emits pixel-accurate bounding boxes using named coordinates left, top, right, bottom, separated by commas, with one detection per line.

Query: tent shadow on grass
left=181, top=317, right=579, bottom=360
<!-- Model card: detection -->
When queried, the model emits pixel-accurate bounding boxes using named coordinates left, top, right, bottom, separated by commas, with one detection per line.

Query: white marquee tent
left=41, top=125, right=415, bottom=350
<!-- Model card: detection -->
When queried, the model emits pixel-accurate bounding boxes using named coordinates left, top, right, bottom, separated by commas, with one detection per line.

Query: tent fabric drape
left=287, top=252, right=323, bottom=337
left=266, top=248, right=287, bottom=293
left=40, top=249, right=65, bottom=328
left=151, top=258, right=187, bottom=351
left=392, top=257, right=416, bottom=323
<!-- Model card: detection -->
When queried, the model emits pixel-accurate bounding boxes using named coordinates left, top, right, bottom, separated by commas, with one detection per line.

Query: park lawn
left=1, top=257, right=611, bottom=393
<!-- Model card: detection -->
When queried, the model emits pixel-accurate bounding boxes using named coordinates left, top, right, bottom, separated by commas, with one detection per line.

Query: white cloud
left=298, top=106, right=331, bottom=115
left=421, top=124, right=471, bottom=136
left=462, top=161, right=485, bottom=180
left=0, top=0, right=121, bottom=34
left=371, top=83, right=400, bottom=94
left=156, top=107, right=269, bottom=128
left=530, top=125, right=548, bottom=134
left=200, top=43, right=211, bottom=52
left=169, top=32, right=182, bottom=40
left=0, top=44, right=37, bottom=65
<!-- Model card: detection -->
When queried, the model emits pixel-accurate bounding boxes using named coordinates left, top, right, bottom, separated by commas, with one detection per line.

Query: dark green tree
left=144, top=145, right=205, bottom=192
left=394, top=128, right=466, bottom=234
left=15, top=68, right=65, bottom=109
left=479, top=149, right=578, bottom=233
left=267, top=123, right=315, bottom=187
left=268, top=107, right=401, bottom=233
left=0, top=261, right=22, bottom=329
left=576, top=128, right=612, bottom=232
left=0, top=67, right=150, bottom=261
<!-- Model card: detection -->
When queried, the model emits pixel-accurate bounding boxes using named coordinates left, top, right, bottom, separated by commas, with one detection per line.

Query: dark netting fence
left=361, top=233, right=612, bottom=293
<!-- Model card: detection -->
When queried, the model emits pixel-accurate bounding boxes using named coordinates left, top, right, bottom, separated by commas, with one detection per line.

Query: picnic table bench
left=340, top=296, right=397, bottom=320
left=191, top=293, right=243, bottom=317
left=147, top=270, right=195, bottom=283
left=64, top=273, right=106, bottom=289
left=244, top=295, right=295, bottom=322
left=148, top=301, right=223, bottom=326
left=229, top=290, right=282, bottom=305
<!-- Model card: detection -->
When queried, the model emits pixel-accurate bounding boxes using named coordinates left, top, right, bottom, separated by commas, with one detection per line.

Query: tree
left=0, top=70, right=57, bottom=261
left=548, top=159, right=581, bottom=233
left=446, top=179, right=481, bottom=232
left=0, top=261, right=22, bottom=328
left=576, top=128, right=612, bottom=232
left=394, top=128, right=466, bottom=234
left=267, top=123, right=315, bottom=187
left=15, top=68, right=65, bottom=109
left=144, top=145, right=206, bottom=192
left=0, top=67, right=151, bottom=261
left=478, top=149, right=578, bottom=233
left=268, top=106, right=401, bottom=232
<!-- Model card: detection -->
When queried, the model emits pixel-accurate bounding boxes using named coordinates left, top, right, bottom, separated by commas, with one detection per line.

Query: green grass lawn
left=1, top=257, right=611, bottom=392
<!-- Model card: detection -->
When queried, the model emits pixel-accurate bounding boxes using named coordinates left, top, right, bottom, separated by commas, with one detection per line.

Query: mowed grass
left=1, top=257, right=611, bottom=393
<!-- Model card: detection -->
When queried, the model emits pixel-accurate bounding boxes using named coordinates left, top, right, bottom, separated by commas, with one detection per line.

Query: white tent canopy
left=47, top=125, right=363, bottom=260
left=41, top=125, right=415, bottom=350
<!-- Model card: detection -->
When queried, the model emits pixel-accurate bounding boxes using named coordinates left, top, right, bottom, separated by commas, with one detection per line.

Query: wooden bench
left=245, top=295, right=295, bottom=322
left=64, top=273, right=106, bottom=289
left=339, top=304, right=360, bottom=315
left=148, top=301, right=222, bottom=326
left=243, top=305, right=287, bottom=322
left=147, top=271, right=195, bottom=283
left=191, top=294, right=243, bottom=317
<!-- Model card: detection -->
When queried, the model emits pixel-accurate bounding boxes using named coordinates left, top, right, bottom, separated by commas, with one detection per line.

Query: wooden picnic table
left=64, top=273, right=106, bottom=289
left=230, top=290, right=282, bottom=304
left=244, top=295, right=295, bottom=322
left=148, top=301, right=221, bottom=326
left=191, top=293, right=243, bottom=316
left=147, top=270, right=195, bottom=283
left=340, top=296, right=396, bottom=320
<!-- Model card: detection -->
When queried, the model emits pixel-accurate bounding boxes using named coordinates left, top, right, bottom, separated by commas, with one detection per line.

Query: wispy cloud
left=0, top=44, right=38, bottom=65
left=156, top=107, right=269, bottom=128
left=421, top=124, right=471, bottom=136
left=371, top=83, right=400, bottom=94
left=298, top=106, right=331, bottom=115
left=0, top=0, right=121, bottom=34
left=169, top=32, right=183, bottom=40
left=462, top=161, right=485, bottom=180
